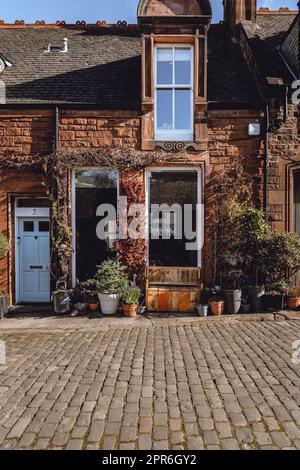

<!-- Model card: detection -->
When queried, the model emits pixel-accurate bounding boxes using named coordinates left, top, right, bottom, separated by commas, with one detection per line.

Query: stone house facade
left=0, top=0, right=299, bottom=311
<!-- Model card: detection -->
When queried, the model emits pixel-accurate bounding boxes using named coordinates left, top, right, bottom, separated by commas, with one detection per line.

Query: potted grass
left=0, top=233, right=10, bottom=319
left=121, top=282, right=141, bottom=318
left=95, top=259, right=128, bottom=315
left=81, top=279, right=100, bottom=312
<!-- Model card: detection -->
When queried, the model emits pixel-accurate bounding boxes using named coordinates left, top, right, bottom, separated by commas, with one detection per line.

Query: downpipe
left=263, top=104, right=269, bottom=219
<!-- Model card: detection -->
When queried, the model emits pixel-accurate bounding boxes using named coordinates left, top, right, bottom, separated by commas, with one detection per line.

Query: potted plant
left=95, top=259, right=128, bottom=315
left=121, top=282, right=141, bottom=318
left=0, top=233, right=10, bottom=319
left=197, top=287, right=210, bottom=317
left=208, top=290, right=225, bottom=316
left=263, top=281, right=288, bottom=312
left=222, top=263, right=243, bottom=315
left=0, top=290, right=8, bottom=320
left=52, top=279, right=72, bottom=314
left=81, top=279, right=100, bottom=312
left=287, top=287, right=300, bottom=310
left=241, top=294, right=251, bottom=313
left=239, top=209, right=270, bottom=313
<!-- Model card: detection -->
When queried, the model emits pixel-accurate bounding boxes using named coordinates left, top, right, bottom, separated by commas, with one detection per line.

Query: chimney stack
left=223, top=0, right=257, bottom=30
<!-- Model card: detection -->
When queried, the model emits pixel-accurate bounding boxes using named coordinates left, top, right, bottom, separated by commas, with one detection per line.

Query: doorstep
left=8, top=304, right=53, bottom=315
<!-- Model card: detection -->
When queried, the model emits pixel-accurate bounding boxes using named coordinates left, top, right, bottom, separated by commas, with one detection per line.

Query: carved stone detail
left=152, top=141, right=206, bottom=152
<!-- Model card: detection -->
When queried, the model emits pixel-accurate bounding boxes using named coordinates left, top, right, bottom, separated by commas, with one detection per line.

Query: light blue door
left=18, top=218, right=50, bottom=302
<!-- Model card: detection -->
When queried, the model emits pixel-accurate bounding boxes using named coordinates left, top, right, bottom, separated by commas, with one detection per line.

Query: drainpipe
left=263, top=104, right=269, bottom=219
left=54, top=106, right=59, bottom=151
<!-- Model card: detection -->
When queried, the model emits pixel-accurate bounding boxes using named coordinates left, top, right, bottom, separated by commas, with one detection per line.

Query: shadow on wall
left=5, top=56, right=141, bottom=106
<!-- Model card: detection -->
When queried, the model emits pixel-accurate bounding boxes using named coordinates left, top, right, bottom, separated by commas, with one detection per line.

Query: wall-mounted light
left=248, top=123, right=260, bottom=136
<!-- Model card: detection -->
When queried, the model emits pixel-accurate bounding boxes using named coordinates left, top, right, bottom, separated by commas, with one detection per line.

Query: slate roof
left=242, top=12, right=297, bottom=82
left=0, top=27, right=142, bottom=107
left=0, top=21, right=271, bottom=107
left=207, top=24, right=260, bottom=104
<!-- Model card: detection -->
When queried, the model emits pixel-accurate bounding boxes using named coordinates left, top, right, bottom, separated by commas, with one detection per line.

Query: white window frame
left=146, top=167, right=202, bottom=268
left=154, top=45, right=194, bottom=141
left=71, top=168, right=120, bottom=287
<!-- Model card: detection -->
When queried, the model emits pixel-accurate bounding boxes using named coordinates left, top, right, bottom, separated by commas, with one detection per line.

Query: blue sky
left=0, top=1, right=298, bottom=24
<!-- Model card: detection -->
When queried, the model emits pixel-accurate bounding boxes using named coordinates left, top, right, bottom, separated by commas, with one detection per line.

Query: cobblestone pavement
left=0, top=317, right=300, bottom=450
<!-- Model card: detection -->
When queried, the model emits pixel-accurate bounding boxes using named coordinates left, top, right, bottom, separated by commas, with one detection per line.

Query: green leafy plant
left=121, top=283, right=141, bottom=305
left=266, top=280, right=290, bottom=295
left=0, top=233, right=9, bottom=258
left=95, top=259, right=128, bottom=295
left=81, top=279, right=99, bottom=303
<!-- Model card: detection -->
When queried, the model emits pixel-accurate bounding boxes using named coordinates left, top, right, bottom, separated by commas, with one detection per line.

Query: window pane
left=175, top=90, right=191, bottom=130
left=149, top=171, right=198, bottom=267
left=157, top=48, right=173, bottom=85
left=157, top=89, right=173, bottom=130
left=24, top=221, right=34, bottom=232
left=39, top=221, right=49, bottom=232
left=17, top=198, right=50, bottom=208
left=75, top=169, right=118, bottom=189
left=75, top=169, right=118, bottom=281
left=175, top=48, right=192, bottom=85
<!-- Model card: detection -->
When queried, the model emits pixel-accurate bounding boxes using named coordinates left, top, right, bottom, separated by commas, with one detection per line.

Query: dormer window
left=155, top=46, right=194, bottom=141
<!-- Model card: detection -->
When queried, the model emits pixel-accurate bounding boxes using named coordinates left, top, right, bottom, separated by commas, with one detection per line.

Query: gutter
left=278, top=47, right=298, bottom=80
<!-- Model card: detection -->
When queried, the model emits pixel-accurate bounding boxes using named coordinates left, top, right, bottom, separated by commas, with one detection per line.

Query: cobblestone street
left=0, top=316, right=300, bottom=450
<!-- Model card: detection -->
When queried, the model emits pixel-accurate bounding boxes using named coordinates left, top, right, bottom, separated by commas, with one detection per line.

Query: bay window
left=155, top=46, right=194, bottom=141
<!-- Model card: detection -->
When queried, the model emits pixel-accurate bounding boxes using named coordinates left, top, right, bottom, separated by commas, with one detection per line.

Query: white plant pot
left=98, top=293, right=120, bottom=315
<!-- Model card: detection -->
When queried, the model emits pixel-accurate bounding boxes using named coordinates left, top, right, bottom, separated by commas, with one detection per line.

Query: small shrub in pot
left=81, top=279, right=100, bottom=312
left=95, top=260, right=128, bottom=315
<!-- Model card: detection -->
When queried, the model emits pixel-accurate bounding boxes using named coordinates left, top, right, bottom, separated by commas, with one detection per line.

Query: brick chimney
left=223, top=0, right=257, bottom=28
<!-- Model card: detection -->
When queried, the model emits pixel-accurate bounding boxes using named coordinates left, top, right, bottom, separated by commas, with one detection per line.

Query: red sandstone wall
left=0, top=106, right=299, bottom=298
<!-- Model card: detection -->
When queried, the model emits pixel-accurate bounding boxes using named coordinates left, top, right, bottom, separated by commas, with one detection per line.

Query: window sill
left=154, top=134, right=193, bottom=142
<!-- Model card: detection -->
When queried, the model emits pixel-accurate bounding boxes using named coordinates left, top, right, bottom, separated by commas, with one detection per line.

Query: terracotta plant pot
left=123, top=304, right=138, bottom=318
left=209, top=300, right=225, bottom=316
left=89, top=303, right=99, bottom=312
left=287, top=297, right=300, bottom=310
